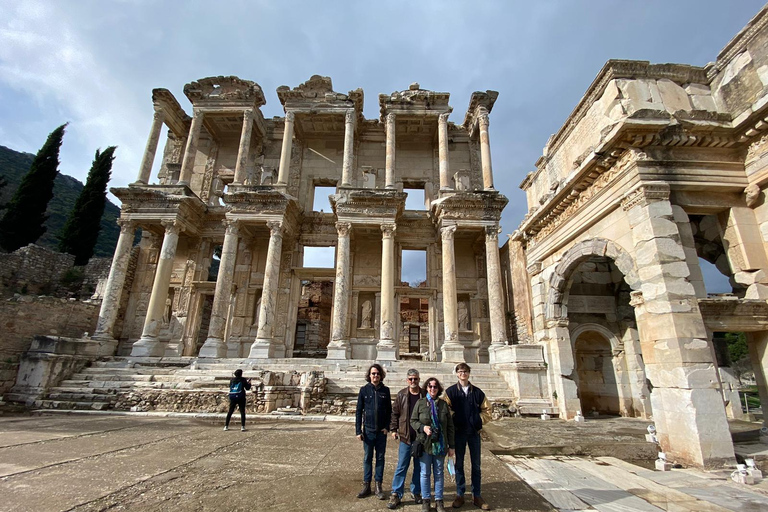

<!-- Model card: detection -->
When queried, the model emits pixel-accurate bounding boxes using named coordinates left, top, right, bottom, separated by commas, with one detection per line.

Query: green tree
left=58, top=146, right=116, bottom=265
left=0, top=124, right=67, bottom=251
left=725, top=332, right=751, bottom=384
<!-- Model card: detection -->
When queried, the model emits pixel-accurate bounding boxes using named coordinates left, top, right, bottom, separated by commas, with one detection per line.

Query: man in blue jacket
left=444, top=363, right=492, bottom=510
left=355, top=363, right=392, bottom=500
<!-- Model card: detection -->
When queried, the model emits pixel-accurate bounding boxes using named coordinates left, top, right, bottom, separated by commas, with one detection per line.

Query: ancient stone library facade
left=18, top=5, right=768, bottom=469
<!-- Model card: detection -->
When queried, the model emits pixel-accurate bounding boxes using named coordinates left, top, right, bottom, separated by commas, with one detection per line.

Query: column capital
left=386, top=113, right=396, bottom=128
left=381, top=223, right=396, bottom=238
left=485, top=225, right=501, bottom=241
left=621, top=182, right=671, bottom=211
left=440, top=224, right=457, bottom=240
left=116, top=219, right=135, bottom=233
left=345, top=109, right=355, bottom=125
left=222, top=218, right=240, bottom=235
left=243, top=108, right=254, bottom=120
left=161, top=219, right=182, bottom=235
left=267, top=220, right=284, bottom=237
left=192, top=108, right=204, bottom=120
left=336, top=221, right=352, bottom=237
left=285, top=111, right=295, bottom=123
left=152, top=108, right=165, bottom=121
left=477, top=107, right=490, bottom=127
left=439, top=112, right=450, bottom=124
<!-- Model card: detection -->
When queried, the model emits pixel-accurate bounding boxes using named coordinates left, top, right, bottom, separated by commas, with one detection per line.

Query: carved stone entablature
left=378, top=83, right=451, bottom=120
left=431, top=190, right=508, bottom=224
left=698, top=297, right=768, bottom=331
left=621, top=182, right=671, bottom=211
left=331, top=189, right=406, bottom=223
left=277, top=75, right=364, bottom=118
left=223, top=187, right=300, bottom=218
left=151, top=88, right=191, bottom=137
left=526, top=261, right=543, bottom=275
left=111, top=185, right=207, bottom=235
left=463, top=90, right=499, bottom=136
left=184, top=76, right=266, bottom=107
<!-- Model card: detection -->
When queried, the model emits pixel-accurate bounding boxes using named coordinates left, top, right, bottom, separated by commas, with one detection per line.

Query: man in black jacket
left=444, top=363, right=492, bottom=510
left=355, top=363, right=392, bottom=499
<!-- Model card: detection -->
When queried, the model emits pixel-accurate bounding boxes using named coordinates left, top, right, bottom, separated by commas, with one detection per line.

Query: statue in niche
left=360, top=300, right=373, bottom=329
left=458, top=301, right=469, bottom=331
left=163, top=298, right=172, bottom=325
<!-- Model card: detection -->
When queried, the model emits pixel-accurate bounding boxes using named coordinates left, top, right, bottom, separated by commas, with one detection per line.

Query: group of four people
left=355, top=363, right=492, bottom=512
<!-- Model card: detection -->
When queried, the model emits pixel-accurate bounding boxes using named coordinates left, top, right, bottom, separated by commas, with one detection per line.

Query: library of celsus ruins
left=13, top=5, right=768, bottom=470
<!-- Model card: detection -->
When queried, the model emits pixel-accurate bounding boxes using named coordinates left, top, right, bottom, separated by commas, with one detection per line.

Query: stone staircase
left=17, top=357, right=555, bottom=415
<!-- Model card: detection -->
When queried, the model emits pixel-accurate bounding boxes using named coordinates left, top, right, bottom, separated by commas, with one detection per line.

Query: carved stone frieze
left=184, top=76, right=266, bottom=106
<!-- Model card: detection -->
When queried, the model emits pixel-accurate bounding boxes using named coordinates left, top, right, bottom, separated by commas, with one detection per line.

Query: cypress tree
left=0, top=124, right=67, bottom=252
left=59, top=146, right=116, bottom=265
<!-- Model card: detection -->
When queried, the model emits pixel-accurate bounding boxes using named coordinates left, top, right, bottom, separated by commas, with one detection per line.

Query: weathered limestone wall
left=0, top=297, right=99, bottom=394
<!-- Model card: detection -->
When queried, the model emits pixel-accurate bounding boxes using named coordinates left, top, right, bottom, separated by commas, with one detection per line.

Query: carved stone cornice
left=151, top=88, right=191, bottom=137
left=378, top=83, right=451, bottom=121
left=431, top=190, right=508, bottom=224
left=184, top=76, right=266, bottom=107
left=110, top=184, right=207, bottom=236
left=709, top=6, right=768, bottom=81
left=331, top=188, right=406, bottom=222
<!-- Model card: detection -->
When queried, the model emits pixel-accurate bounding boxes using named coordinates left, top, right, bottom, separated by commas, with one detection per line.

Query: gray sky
left=2, top=0, right=765, bottom=291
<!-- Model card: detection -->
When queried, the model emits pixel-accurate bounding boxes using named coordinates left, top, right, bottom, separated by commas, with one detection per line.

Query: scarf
left=427, top=394, right=445, bottom=456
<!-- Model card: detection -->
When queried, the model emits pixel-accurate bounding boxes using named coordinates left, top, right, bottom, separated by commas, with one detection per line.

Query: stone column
left=485, top=226, right=508, bottom=362
left=624, top=181, right=735, bottom=468
left=199, top=219, right=240, bottom=358
left=131, top=220, right=182, bottom=357
left=92, top=219, right=136, bottom=345
left=478, top=109, right=494, bottom=190
left=341, top=110, right=355, bottom=187
left=135, top=108, right=165, bottom=184
left=328, top=222, right=352, bottom=359
left=441, top=225, right=463, bottom=362
left=377, top=223, right=397, bottom=360
left=178, top=109, right=204, bottom=186
left=385, top=113, right=396, bottom=189
left=233, top=109, right=254, bottom=185
left=249, top=221, right=285, bottom=358
left=438, top=112, right=451, bottom=190
left=747, top=331, right=768, bottom=428
left=277, top=112, right=295, bottom=186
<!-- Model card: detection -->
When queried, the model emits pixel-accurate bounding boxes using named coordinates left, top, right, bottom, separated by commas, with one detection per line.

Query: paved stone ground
left=0, top=412, right=555, bottom=512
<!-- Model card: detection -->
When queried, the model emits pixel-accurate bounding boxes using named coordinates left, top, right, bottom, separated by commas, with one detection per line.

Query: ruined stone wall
left=0, top=296, right=99, bottom=394
left=0, top=244, right=74, bottom=295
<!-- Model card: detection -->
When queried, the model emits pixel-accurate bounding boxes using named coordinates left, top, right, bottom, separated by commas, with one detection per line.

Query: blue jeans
left=390, top=441, right=421, bottom=498
left=362, top=430, right=387, bottom=483
left=455, top=430, right=481, bottom=497
left=419, top=451, right=446, bottom=500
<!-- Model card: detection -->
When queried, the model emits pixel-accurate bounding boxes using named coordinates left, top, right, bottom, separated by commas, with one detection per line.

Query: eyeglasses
left=407, top=377, right=419, bottom=382
left=427, top=385, right=439, bottom=389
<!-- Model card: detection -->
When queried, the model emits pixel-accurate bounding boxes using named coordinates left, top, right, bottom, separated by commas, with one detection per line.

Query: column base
left=130, top=337, right=165, bottom=357
left=198, top=337, right=227, bottom=358
left=376, top=341, right=397, bottom=361
left=441, top=343, right=465, bottom=363
left=326, top=342, right=351, bottom=360
left=248, top=339, right=276, bottom=359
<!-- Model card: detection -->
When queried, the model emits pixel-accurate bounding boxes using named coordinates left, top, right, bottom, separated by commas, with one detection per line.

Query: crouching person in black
left=355, top=363, right=392, bottom=500
left=224, top=369, right=251, bottom=432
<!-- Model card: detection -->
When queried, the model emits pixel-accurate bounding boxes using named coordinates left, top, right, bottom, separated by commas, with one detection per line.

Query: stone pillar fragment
left=441, top=225, right=463, bottom=362
left=277, top=112, right=295, bottom=186
left=485, top=226, right=508, bottom=362
left=328, top=222, right=352, bottom=359
left=131, top=220, right=182, bottom=357
left=438, top=112, right=451, bottom=190
left=136, top=109, right=165, bottom=184
left=92, top=220, right=136, bottom=345
left=377, top=223, right=397, bottom=360
left=233, top=109, right=255, bottom=184
left=249, top=221, right=285, bottom=358
left=624, top=181, right=735, bottom=468
left=178, top=110, right=204, bottom=186
left=385, top=113, right=396, bottom=189
left=341, top=110, right=355, bottom=187
left=200, top=219, right=240, bottom=358
left=748, top=331, right=768, bottom=429
left=478, top=109, right=494, bottom=190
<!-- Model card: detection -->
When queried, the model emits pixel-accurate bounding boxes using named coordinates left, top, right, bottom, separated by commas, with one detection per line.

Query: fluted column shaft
left=277, top=112, right=295, bottom=186
left=441, top=225, right=463, bottom=362
left=131, top=221, right=181, bottom=356
left=233, top=109, right=254, bottom=184
left=385, top=113, right=396, bottom=188
left=179, top=110, right=204, bottom=186
left=249, top=222, right=284, bottom=358
left=376, top=223, right=397, bottom=360
left=199, top=220, right=240, bottom=358
left=484, top=226, right=507, bottom=346
left=136, top=109, right=165, bottom=184
left=328, top=222, right=352, bottom=359
left=92, top=220, right=136, bottom=342
left=438, top=112, right=451, bottom=190
left=341, top=110, right=355, bottom=186
left=478, top=110, right=494, bottom=190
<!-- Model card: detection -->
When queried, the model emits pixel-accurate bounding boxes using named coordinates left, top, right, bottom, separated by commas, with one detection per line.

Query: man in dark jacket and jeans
left=355, top=363, right=392, bottom=500
left=444, top=363, right=492, bottom=510
left=387, top=368, right=426, bottom=509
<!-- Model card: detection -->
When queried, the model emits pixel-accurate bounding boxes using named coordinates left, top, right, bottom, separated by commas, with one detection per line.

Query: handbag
left=413, top=431, right=426, bottom=458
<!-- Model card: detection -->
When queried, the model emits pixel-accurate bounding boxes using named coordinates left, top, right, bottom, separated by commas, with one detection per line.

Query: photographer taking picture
left=224, top=369, right=252, bottom=432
